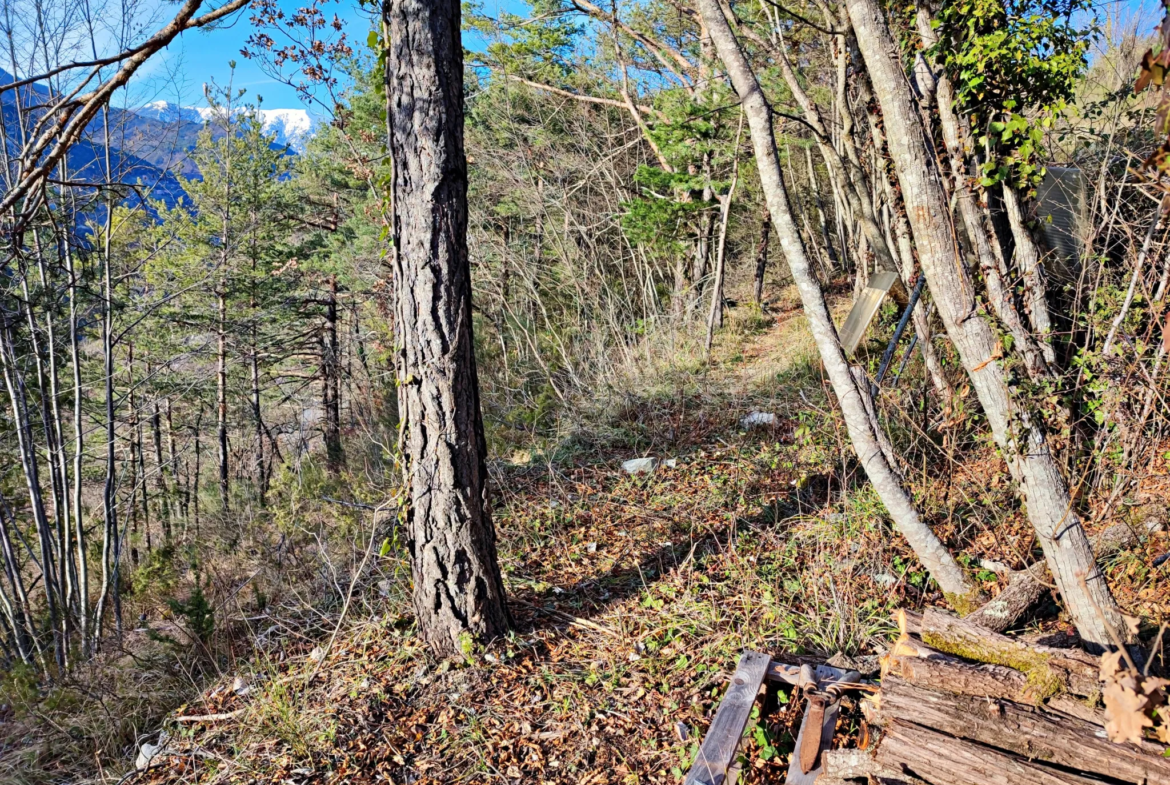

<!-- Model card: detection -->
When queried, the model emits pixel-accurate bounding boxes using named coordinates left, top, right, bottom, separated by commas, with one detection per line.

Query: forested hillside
left=0, top=0, right=1168, bottom=781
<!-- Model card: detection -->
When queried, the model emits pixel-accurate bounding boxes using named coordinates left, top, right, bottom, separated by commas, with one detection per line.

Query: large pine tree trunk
left=844, top=0, right=1125, bottom=648
left=323, top=274, right=344, bottom=475
left=696, top=0, right=974, bottom=603
left=386, top=0, right=511, bottom=655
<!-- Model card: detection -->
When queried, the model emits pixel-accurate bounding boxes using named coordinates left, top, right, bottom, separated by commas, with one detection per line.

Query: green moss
left=921, top=631, right=1063, bottom=703
left=943, top=589, right=986, bottom=618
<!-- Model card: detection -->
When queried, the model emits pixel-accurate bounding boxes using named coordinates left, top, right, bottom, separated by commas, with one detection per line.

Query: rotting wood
left=683, top=651, right=770, bottom=785
left=821, top=749, right=928, bottom=785
left=876, top=720, right=1103, bottom=785
left=917, top=608, right=1100, bottom=699
left=881, top=676, right=1170, bottom=784
left=885, top=644, right=1035, bottom=702
left=1045, top=693, right=1107, bottom=725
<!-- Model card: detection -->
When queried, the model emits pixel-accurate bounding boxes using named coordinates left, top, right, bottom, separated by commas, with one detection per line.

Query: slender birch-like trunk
left=846, top=0, right=1125, bottom=648
left=696, top=0, right=975, bottom=603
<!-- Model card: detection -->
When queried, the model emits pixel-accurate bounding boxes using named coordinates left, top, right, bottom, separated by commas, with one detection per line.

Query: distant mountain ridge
left=0, top=67, right=319, bottom=211
left=136, top=101, right=319, bottom=153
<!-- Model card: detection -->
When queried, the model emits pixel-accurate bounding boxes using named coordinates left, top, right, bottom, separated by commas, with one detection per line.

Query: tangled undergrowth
left=120, top=290, right=1169, bottom=785
left=5, top=285, right=1168, bottom=785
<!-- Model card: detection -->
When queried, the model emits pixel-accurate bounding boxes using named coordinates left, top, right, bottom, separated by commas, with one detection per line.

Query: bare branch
left=0, top=0, right=251, bottom=224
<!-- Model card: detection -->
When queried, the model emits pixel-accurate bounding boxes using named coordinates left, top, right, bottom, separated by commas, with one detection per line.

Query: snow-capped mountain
left=255, top=108, right=317, bottom=151
left=138, top=101, right=320, bottom=152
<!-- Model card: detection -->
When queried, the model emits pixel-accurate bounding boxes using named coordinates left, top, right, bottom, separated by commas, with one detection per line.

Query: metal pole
left=873, top=275, right=925, bottom=395
left=890, top=334, right=918, bottom=389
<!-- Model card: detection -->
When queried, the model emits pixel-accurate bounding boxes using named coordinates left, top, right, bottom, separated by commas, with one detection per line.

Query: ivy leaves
left=930, top=0, right=1093, bottom=189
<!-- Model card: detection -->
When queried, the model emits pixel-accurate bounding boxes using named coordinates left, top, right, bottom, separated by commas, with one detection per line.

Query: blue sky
left=139, top=0, right=1152, bottom=112
left=139, top=0, right=527, bottom=111
left=137, top=0, right=375, bottom=110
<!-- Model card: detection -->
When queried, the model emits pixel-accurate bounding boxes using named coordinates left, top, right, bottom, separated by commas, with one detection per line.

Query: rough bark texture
left=697, top=0, right=973, bottom=601
left=217, top=286, right=229, bottom=510
left=873, top=623, right=1170, bottom=785
left=966, top=522, right=1138, bottom=632
left=844, top=0, right=1124, bottom=649
left=323, top=274, right=344, bottom=474
left=881, top=677, right=1170, bottom=784
left=877, top=720, right=1102, bottom=785
left=387, top=0, right=511, bottom=655
left=917, top=609, right=1101, bottom=699
left=886, top=647, right=1035, bottom=702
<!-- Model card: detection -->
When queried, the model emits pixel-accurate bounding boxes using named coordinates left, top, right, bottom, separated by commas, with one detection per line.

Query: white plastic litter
left=622, top=457, right=658, bottom=474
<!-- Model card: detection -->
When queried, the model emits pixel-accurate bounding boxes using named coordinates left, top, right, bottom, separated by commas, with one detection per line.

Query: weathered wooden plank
left=765, top=660, right=859, bottom=689
left=882, top=677, right=1170, bottom=784
left=877, top=720, right=1102, bottom=785
left=684, top=651, right=771, bottom=785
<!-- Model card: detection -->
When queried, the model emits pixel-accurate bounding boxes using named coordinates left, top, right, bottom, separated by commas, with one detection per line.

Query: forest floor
left=13, top=285, right=1170, bottom=785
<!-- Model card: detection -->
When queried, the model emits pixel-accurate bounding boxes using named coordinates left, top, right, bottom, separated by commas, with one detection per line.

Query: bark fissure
left=387, top=0, right=511, bottom=655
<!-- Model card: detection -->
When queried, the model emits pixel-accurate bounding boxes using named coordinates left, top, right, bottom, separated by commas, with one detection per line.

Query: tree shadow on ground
left=504, top=470, right=843, bottom=637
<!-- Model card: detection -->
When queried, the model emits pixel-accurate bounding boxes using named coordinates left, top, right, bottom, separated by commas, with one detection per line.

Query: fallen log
left=1045, top=693, right=1107, bottom=725
left=966, top=522, right=1138, bottom=632
left=876, top=605, right=1170, bottom=785
left=884, top=643, right=1035, bottom=702
left=880, top=676, right=1170, bottom=784
left=916, top=608, right=1100, bottom=699
left=876, top=720, right=1104, bottom=785
left=820, top=749, right=927, bottom=785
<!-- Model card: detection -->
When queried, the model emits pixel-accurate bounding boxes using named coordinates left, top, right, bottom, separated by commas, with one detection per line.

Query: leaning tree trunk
left=697, top=0, right=974, bottom=603
left=844, top=0, right=1125, bottom=649
left=386, top=0, right=511, bottom=656
left=911, top=10, right=1051, bottom=383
